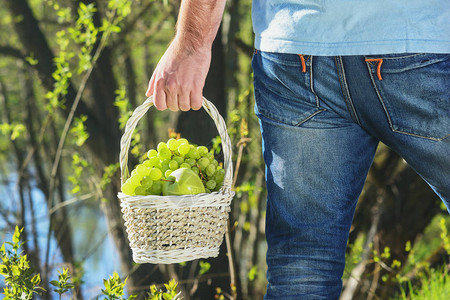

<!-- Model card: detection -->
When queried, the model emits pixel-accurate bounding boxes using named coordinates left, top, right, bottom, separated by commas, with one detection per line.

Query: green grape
left=185, top=158, right=196, bottom=167
left=129, top=174, right=142, bottom=186
left=214, top=169, right=225, bottom=183
left=187, top=145, right=200, bottom=159
left=165, top=169, right=173, bottom=178
left=143, top=160, right=153, bottom=167
left=167, top=138, right=180, bottom=151
left=131, top=169, right=137, bottom=177
left=135, top=186, right=147, bottom=196
left=191, top=166, right=199, bottom=175
left=178, top=143, right=190, bottom=156
left=169, top=160, right=179, bottom=170
left=205, top=152, right=214, bottom=161
left=148, top=156, right=160, bottom=166
left=161, top=159, right=170, bottom=171
left=211, top=159, right=219, bottom=168
left=121, top=181, right=135, bottom=195
left=173, top=156, right=184, bottom=165
left=136, top=164, right=151, bottom=176
left=158, top=147, right=172, bottom=159
left=147, top=149, right=158, bottom=158
left=197, top=157, right=210, bottom=170
left=157, top=142, right=168, bottom=152
left=206, top=180, right=216, bottom=190
left=141, top=176, right=153, bottom=188
left=197, top=146, right=208, bottom=156
left=150, top=181, right=162, bottom=195
left=180, top=163, right=191, bottom=169
left=206, top=164, right=216, bottom=177
left=149, top=168, right=162, bottom=181
left=177, top=138, right=188, bottom=145
left=205, top=188, right=211, bottom=193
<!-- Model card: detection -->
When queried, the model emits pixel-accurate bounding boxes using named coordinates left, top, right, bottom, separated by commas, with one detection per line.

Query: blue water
left=0, top=172, right=121, bottom=299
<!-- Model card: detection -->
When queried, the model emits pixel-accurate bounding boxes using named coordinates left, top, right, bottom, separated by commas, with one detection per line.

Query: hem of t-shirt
left=254, top=36, right=450, bottom=56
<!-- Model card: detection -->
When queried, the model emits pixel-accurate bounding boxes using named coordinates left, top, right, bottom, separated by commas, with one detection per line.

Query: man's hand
left=146, top=39, right=211, bottom=111
left=145, top=0, right=226, bottom=111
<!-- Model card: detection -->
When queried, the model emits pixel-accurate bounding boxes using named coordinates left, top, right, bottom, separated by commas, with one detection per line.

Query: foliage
left=0, top=226, right=183, bottom=299
left=114, top=87, right=132, bottom=130
left=147, top=280, right=182, bottom=300
left=50, top=268, right=75, bottom=299
left=198, top=261, right=211, bottom=276
left=0, top=227, right=42, bottom=300
left=0, top=123, right=26, bottom=141
left=394, top=267, right=450, bottom=300
left=344, top=214, right=450, bottom=298
left=102, top=272, right=136, bottom=300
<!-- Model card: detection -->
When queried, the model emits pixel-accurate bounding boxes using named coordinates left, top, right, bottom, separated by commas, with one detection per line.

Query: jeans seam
left=366, top=53, right=424, bottom=60
left=309, top=56, right=320, bottom=107
left=294, top=109, right=327, bottom=126
left=257, top=107, right=326, bottom=128
left=364, top=61, right=447, bottom=142
left=334, top=56, right=361, bottom=125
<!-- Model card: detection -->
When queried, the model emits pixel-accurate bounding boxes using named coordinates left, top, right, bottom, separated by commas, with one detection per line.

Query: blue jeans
left=252, top=51, right=450, bottom=299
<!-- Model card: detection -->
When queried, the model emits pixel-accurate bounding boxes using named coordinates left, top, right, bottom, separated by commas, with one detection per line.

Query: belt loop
left=365, top=58, right=383, bottom=80
left=298, top=54, right=307, bottom=73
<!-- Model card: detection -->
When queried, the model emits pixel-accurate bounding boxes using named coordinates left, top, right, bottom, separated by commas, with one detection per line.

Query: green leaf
left=0, top=264, right=8, bottom=275
left=248, top=265, right=258, bottom=281
left=110, top=25, right=121, bottom=32
left=11, top=265, right=20, bottom=276
left=12, top=226, right=21, bottom=244
left=50, top=280, right=60, bottom=287
left=103, top=278, right=110, bottom=290
left=198, top=261, right=211, bottom=275
left=31, top=274, right=41, bottom=285
left=25, top=56, right=39, bottom=66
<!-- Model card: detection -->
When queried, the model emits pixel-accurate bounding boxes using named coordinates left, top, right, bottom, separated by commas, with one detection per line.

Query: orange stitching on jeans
left=298, top=54, right=306, bottom=73
left=365, top=58, right=383, bottom=80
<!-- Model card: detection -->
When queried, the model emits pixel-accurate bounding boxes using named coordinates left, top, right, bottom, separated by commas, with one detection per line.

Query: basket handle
left=119, top=96, right=233, bottom=193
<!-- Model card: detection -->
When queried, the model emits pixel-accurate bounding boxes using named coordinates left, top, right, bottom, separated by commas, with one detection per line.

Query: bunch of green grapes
left=121, top=137, right=225, bottom=196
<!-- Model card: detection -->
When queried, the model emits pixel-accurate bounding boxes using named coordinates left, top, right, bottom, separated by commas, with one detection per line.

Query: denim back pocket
left=365, top=53, right=450, bottom=141
left=252, top=51, right=325, bottom=127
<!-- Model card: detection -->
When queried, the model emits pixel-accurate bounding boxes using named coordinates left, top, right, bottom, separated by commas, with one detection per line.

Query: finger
left=165, top=80, right=179, bottom=112
left=178, top=87, right=190, bottom=112
left=190, top=89, right=203, bottom=111
left=146, top=74, right=155, bottom=97
left=153, top=79, right=167, bottom=111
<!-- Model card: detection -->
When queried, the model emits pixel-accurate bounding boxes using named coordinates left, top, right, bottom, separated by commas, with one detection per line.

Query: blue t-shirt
left=252, top=0, right=450, bottom=55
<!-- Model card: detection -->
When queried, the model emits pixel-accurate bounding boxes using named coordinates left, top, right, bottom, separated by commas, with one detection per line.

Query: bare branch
left=0, top=45, right=26, bottom=60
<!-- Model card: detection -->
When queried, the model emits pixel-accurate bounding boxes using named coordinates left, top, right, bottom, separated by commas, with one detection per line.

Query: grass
left=393, top=266, right=450, bottom=300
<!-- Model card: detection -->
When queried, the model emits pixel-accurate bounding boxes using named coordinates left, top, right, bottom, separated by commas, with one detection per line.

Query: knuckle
left=165, top=79, right=178, bottom=93
left=155, top=78, right=165, bottom=89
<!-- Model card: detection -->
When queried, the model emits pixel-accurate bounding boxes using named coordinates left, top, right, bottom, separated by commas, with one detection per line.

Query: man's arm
left=146, top=0, right=227, bottom=111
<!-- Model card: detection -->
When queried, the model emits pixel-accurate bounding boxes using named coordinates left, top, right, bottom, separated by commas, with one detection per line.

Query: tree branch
left=0, top=45, right=26, bottom=60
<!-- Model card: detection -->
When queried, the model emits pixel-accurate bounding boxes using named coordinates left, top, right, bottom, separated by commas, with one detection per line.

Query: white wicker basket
left=118, top=96, right=234, bottom=264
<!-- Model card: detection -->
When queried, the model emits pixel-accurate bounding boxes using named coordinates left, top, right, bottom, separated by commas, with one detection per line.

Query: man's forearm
left=175, top=0, right=227, bottom=53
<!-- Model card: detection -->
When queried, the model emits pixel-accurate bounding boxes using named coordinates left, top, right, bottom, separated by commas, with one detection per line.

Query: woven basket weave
left=118, top=96, right=235, bottom=264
